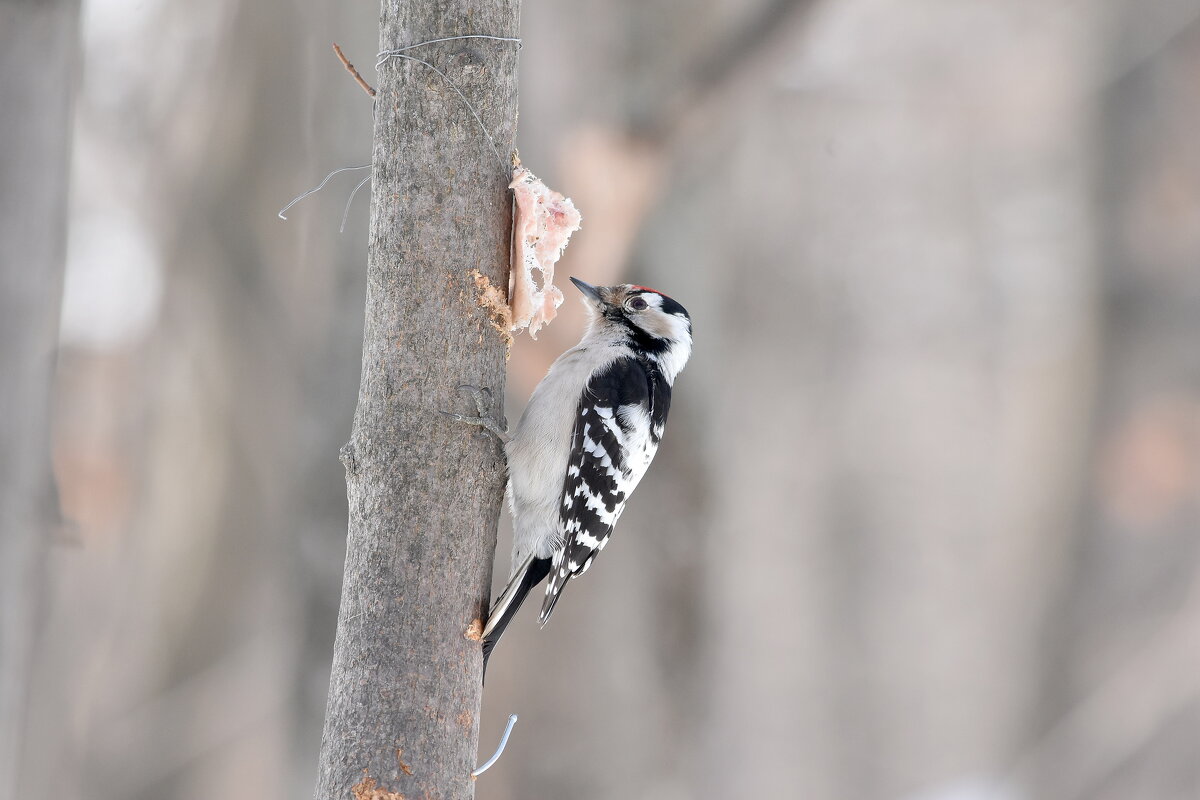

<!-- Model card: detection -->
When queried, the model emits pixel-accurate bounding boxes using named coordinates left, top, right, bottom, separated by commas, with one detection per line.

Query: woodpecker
left=453, top=277, right=692, bottom=667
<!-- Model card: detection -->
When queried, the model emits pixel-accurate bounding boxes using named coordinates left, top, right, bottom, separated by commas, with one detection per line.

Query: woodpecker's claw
left=457, top=384, right=493, bottom=415
left=443, top=385, right=511, bottom=443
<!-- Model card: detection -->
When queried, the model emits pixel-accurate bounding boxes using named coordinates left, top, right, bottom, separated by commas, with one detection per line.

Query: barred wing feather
left=538, top=357, right=671, bottom=624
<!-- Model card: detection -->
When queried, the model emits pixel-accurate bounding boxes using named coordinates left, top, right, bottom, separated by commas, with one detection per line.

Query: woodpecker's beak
left=570, top=277, right=604, bottom=304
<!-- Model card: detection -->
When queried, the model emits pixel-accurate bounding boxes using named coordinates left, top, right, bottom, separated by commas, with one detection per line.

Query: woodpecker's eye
left=629, top=296, right=648, bottom=311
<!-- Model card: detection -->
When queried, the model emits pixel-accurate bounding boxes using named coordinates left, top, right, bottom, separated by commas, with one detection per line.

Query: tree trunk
left=0, top=2, right=78, bottom=798
left=312, top=2, right=520, bottom=799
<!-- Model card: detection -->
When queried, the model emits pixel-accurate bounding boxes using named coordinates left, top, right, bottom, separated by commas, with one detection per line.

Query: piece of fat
left=508, top=165, right=582, bottom=339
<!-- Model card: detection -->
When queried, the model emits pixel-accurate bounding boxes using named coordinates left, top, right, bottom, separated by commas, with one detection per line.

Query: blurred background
left=5, top=0, right=1200, bottom=798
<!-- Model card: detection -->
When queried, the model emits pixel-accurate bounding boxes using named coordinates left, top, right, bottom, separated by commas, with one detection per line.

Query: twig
left=333, top=43, right=376, bottom=97
left=281, top=34, right=521, bottom=226
left=470, top=713, right=518, bottom=779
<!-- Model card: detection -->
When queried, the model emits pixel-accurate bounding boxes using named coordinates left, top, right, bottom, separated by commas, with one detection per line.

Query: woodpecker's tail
left=481, top=555, right=552, bottom=677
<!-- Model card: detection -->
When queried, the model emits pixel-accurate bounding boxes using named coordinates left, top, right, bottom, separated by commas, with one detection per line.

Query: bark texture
left=0, top=2, right=78, bottom=798
left=313, top=2, right=520, bottom=799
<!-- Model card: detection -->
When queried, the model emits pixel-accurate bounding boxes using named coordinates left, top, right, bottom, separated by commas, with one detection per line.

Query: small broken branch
left=334, top=42, right=377, bottom=97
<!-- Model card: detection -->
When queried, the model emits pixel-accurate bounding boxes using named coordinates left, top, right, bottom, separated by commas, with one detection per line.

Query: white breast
left=505, top=342, right=626, bottom=571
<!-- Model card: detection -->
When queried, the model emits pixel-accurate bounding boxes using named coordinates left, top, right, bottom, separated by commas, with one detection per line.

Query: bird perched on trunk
left=449, top=278, right=692, bottom=669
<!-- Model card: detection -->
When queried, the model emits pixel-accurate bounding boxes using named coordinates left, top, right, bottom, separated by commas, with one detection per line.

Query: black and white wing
left=539, top=357, right=671, bottom=624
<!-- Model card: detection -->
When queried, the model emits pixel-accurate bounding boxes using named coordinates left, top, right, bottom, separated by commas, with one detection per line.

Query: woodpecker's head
left=570, top=277, right=692, bottom=380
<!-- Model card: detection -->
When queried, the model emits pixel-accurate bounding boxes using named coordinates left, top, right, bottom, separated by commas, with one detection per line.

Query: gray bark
left=313, top=2, right=520, bottom=799
left=0, top=2, right=78, bottom=798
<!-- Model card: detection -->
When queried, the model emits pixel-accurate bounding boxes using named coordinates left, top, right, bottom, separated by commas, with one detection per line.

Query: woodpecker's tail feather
left=538, top=556, right=570, bottom=628
left=481, top=555, right=552, bottom=677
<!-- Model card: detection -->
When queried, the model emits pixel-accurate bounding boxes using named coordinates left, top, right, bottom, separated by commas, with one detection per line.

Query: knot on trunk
left=340, top=441, right=360, bottom=476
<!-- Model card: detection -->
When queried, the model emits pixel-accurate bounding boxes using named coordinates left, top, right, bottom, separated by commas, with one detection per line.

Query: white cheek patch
left=662, top=312, right=689, bottom=340
left=642, top=308, right=688, bottom=342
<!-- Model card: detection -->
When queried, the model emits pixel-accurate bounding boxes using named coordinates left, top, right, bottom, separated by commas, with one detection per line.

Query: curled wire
left=471, top=713, right=518, bottom=779
left=278, top=164, right=372, bottom=221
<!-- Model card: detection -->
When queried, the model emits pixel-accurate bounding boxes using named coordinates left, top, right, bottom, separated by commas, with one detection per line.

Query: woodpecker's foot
left=442, top=385, right=511, bottom=443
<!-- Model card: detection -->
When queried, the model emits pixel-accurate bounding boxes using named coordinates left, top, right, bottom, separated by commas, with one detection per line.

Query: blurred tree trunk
left=664, top=6, right=1101, bottom=797
left=1031, top=6, right=1200, bottom=798
left=17, top=2, right=377, bottom=798
left=0, top=2, right=78, bottom=798
left=312, top=2, right=519, bottom=799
